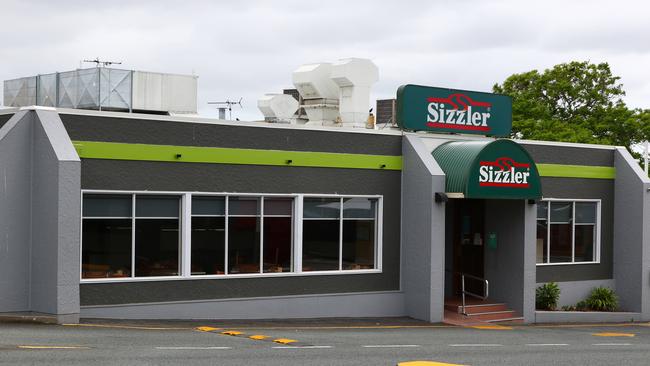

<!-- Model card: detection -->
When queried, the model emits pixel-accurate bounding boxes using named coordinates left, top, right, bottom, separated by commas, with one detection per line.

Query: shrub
left=584, top=287, right=618, bottom=312
left=575, top=300, right=589, bottom=311
left=536, top=282, right=560, bottom=310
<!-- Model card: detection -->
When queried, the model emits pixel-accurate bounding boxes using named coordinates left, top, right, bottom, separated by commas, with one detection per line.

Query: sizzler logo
left=427, top=93, right=492, bottom=132
left=479, top=157, right=531, bottom=188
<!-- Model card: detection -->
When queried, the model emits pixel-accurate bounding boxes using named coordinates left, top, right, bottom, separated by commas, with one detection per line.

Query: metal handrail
left=460, top=273, right=489, bottom=316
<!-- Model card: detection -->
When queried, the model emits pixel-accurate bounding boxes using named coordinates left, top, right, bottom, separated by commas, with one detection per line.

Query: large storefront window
left=303, top=197, right=377, bottom=272
left=82, top=195, right=132, bottom=278
left=82, top=192, right=381, bottom=281
left=536, top=200, right=599, bottom=265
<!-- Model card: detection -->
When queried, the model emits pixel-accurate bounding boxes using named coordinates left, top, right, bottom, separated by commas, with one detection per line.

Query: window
left=303, top=197, right=378, bottom=272
left=81, top=194, right=181, bottom=279
left=81, top=192, right=381, bottom=281
left=191, top=196, right=226, bottom=275
left=536, top=200, right=599, bottom=265
left=82, top=195, right=132, bottom=278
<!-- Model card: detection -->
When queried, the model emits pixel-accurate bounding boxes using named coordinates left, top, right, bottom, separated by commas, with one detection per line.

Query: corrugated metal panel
left=3, top=76, right=36, bottom=106
left=99, top=68, right=131, bottom=110
left=431, top=140, right=491, bottom=193
left=37, top=73, right=57, bottom=107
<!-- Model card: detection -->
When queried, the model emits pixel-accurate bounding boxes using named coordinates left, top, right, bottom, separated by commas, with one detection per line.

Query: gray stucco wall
left=484, top=199, right=536, bottom=322
left=0, top=111, right=34, bottom=312
left=612, top=147, right=650, bottom=316
left=74, top=115, right=403, bottom=307
left=0, top=109, right=81, bottom=322
left=79, top=162, right=401, bottom=306
left=537, top=279, right=616, bottom=308
left=400, top=135, right=446, bottom=322
left=535, top=177, right=614, bottom=282
left=30, top=110, right=81, bottom=316
left=523, top=143, right=616, bottom=283
left=81, top=291, right=405, bottom=320
left=59, top=113, right=402, bottom=156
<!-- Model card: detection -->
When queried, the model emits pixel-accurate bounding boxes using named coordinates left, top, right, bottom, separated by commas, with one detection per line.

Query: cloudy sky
left=1, top=0, right=649, bottom=120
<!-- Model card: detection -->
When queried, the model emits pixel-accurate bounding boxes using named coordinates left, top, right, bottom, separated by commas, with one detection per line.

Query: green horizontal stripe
left=72, top=141, right=403, bottom=171
left=537, top=163, right=615, bottom=179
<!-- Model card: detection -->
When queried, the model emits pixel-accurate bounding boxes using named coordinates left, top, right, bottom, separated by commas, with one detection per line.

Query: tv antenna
left=208, top=98, right=243, bottom=120
left=83, top=58, right=123, bottom=68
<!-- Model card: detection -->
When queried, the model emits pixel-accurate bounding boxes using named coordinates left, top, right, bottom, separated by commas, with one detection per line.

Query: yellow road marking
left=592, top=332, right=635, bottom=337
left=221, top=330, right=244, bottom=336
left=469, top=325, right=512, bottom=330
left=63, top=323, right=189, bottom=331
left=274, top=338, right=298, bottom=344
left=196, top=326, right=221, bottom=332
left=19, top=345, right=90, bottom=350
left=398, top=361, right=466, bottom=366
left=249, top=335, right=270, bottom=340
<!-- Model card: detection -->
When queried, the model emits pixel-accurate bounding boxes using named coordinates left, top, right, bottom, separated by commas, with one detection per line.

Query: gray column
left=401, top=135, right=446, bottom=322
left=0, top=108, right=81, bottom=323
left=613, top=147, right=650, bottom=319
left=484, top=199, right=536, bottom=323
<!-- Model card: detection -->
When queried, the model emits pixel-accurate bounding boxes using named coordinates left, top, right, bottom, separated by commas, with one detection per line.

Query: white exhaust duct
left=330, top=58, right=379, bottom=128
left=291, top=63, right=340, bottom=126
left=257, top=94, right=299, bottom=123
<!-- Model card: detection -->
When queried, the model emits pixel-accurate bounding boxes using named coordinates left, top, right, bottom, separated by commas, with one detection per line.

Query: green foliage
left=584, top=287, right=618, bottom=312
left=536, top=282, right=560, bottom=310
left=493, top=61, right=650, bottom=160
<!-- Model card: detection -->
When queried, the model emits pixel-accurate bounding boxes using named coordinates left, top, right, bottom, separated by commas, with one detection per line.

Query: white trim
left=80, top=269, right=384, bottom=284
left=80, top=190, right=384, bottom=283
left=293, top=195, right=303, bottom=273
left=224, top=196, right=229, bottom=274
left=338, top=198, right=343, bottom=271
left=259, top=197, right=264, bottom=274
left=181, top=193, right=191, bottom=277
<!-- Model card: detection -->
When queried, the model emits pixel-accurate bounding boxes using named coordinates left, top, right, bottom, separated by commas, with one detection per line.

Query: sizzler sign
left=397, top=85, right=512, bottom=136
left=478, top=157, right=531, bottom=188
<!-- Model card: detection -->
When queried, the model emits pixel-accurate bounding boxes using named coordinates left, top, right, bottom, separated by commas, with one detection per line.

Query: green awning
left=431, top=139, right=542, bottom=199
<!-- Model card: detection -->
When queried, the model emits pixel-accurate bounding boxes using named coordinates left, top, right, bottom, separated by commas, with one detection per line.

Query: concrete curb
left=535, top=311, right=642, bottom=323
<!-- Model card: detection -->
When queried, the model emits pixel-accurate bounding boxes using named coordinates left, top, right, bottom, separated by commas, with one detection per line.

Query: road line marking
left=272, top=346, right=333, bottom=349
left=449, top=344, right=502, bottom=347
left=196, top=326, right=221, bottom=332
left=273, top=338, right=298, bottom=344
left=155, top=346, right=232, bottom=350
left=525, top=343, right=569, bottom=346
left=470, top=325, right=512, bottom=330
left=592, top=332, right=635, bottom=337
left=63, top=323, right=189, bottom=330
left=221, top=330, right=244, bottom=336
left=593, top=343, right=633, bottom=346
left=18, top=345, right=90, bottom=350
left=362, top=345, right=421, bottom=348
left=398, top=362, right=466, bottom=366
left=249, top=335, right=270, bottom=340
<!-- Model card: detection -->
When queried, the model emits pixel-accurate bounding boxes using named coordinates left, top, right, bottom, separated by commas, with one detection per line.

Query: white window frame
left=535, top=198, right=601, bottom=266
left=80, top=190, right=383, bottom=283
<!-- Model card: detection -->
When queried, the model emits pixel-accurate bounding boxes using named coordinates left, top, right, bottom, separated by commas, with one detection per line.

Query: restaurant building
left=1, top=68, right=649, bottom=325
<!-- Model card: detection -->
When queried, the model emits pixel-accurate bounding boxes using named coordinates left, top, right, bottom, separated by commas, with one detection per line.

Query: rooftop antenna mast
left=208, top=98, right=243, bottom=120
left=83, top=58, right=123, bottom=68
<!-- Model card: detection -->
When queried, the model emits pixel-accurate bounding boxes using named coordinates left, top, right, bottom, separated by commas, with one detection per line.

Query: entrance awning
left=431, top=139, right=542, bottom=200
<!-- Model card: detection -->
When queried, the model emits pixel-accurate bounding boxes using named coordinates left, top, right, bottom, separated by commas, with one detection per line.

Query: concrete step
left=487, top=317, right=525, bottom=324
left=467, top=310, right=518, bottom=322
left=449, top=303, right=508, bottom=314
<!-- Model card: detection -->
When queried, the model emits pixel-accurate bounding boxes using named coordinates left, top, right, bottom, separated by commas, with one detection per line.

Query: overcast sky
left=1, top=0, right=649, bottom=120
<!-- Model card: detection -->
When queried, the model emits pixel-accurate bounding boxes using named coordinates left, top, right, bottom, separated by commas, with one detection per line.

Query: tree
left=493, top=61, right=648, bottom=156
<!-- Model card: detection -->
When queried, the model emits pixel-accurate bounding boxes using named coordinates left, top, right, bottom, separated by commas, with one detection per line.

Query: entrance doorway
left=447, top=199, right=485, bottom=297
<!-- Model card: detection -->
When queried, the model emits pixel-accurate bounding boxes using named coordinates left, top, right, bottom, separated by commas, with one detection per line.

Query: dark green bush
left=584, top=287, right=618, bottom=312
left=536, top=282, right=560, bottom=310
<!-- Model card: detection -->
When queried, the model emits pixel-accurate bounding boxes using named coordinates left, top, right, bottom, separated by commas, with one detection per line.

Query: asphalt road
left=2, top=319, right=650, bottom=365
